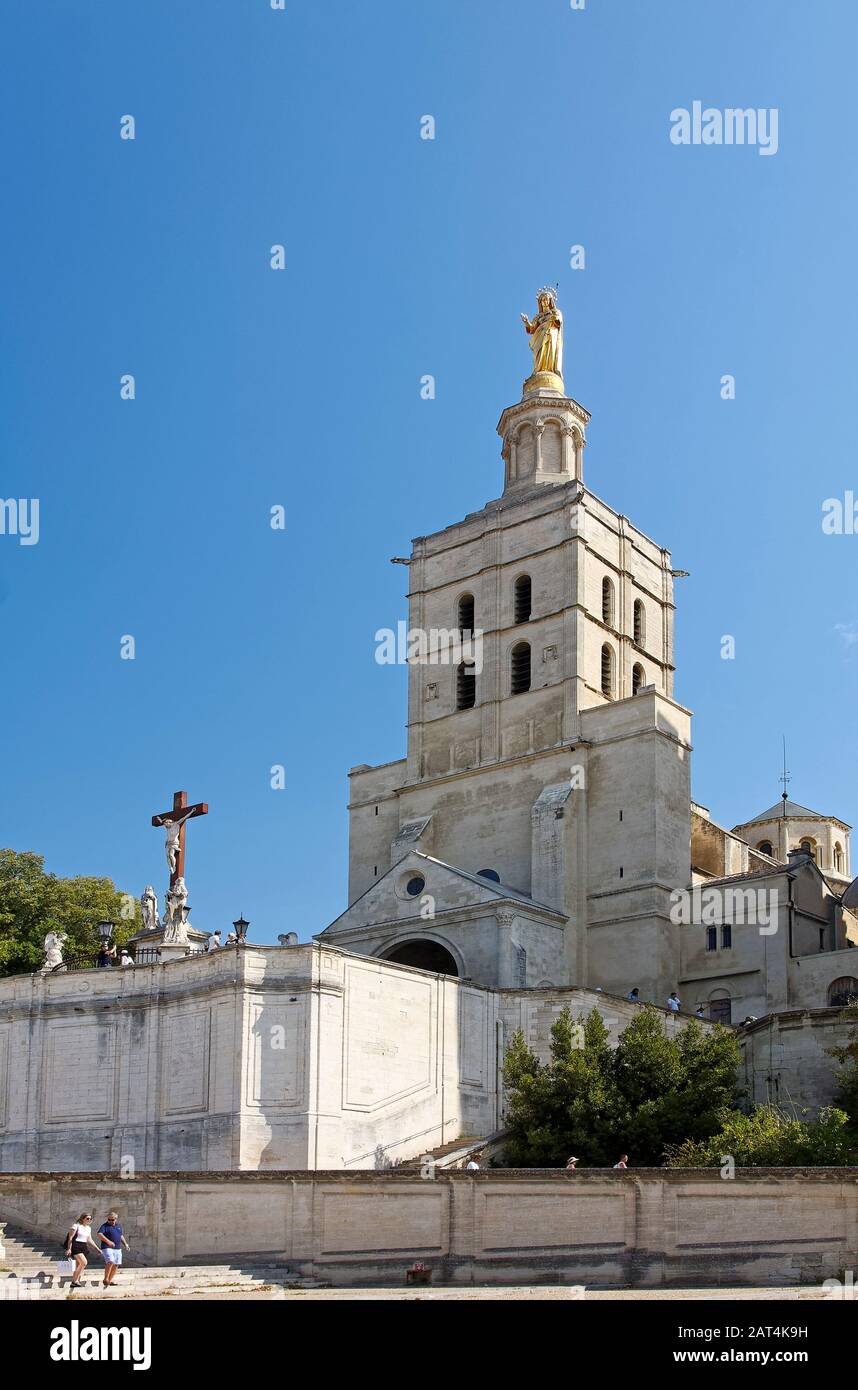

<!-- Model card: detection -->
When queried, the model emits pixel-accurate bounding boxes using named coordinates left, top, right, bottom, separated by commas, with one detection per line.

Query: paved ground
left=75, top=1284, right=834, bottom=1301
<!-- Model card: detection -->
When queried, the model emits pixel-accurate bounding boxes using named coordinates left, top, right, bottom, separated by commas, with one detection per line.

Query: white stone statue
left=41, top=930, right=67, bottom=974
left=163, top=877, right=189, bottom=945
left=141, top=885, right=159, bottom=933
left=163, top=811, right=192, bottom=875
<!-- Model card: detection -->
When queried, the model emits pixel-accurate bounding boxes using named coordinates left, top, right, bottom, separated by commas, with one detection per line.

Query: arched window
left=510, top=642, right=531, bottom=694
left=456, top=662, right=476, bottom=710
left=800, top=838, right=817, bottom=861
left=632, top=663, right=645, bottom=695
left=457, top=593, right=474, bottom=637
left=601, top=576, right=615, bottom=627
left=600, top=643, right=615, bottom=699
left=514, top=575, right=532, bottom=624
left=758, top=840, right=773, bottom=858
left=633, top=599, right=646, bottom=647
left=834, top=842, right=844, bottom=872
left=828, top=976, right=858, bottom=1007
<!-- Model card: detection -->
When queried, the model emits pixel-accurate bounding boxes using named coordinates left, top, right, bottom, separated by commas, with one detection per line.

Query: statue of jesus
left=163, top=812, right=192, bottom=875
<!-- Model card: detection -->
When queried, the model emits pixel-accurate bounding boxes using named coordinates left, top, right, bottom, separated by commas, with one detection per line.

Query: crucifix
left=151, top=789, right=209, bottom=889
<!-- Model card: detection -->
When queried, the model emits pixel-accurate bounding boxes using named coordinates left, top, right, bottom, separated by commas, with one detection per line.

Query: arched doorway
left=708, top=990, right=732, bottom=1025
left=382, top=939, right=459, bottom=977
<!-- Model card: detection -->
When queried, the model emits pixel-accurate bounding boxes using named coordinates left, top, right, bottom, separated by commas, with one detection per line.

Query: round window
left=405, top=875, right=426, bottom=897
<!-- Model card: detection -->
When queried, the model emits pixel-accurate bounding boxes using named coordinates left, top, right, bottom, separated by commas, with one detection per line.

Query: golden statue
left=520, top=286, right=564, bottom=393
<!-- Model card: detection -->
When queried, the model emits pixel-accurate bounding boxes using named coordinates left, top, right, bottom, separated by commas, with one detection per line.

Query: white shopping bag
left=57, top=1259, right=75, bottom=1277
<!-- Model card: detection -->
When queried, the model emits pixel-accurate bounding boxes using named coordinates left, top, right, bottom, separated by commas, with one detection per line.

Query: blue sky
left=2, top=0, right=856, bottom=942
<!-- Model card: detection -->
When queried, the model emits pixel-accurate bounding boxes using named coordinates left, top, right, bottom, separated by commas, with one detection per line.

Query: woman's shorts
left=71, top=1241, right=89, bottom=1256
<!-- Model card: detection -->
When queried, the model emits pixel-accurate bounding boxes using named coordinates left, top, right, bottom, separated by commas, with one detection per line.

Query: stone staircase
left=400, top=1129, right=509, bottom=1171
left=0, top=1220, right=318, bottom=1300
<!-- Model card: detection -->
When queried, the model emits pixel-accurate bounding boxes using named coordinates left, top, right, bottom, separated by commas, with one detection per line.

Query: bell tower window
left=457, top=593, right=474, bottom=637
left=633, top=599, right=646, bottom=647
left=456, top=662, right=476, bottom=710
left=602, top=576, right=615, bottom=628
left=511, top=642, right=531, bottom=694
left=514, top=575, right=532, bottom=624
left=601, top=643, right=615, bottom=699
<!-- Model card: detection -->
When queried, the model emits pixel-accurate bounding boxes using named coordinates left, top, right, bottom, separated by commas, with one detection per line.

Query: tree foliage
left=0, top=849, right=139, bottom=976
left=828, top=1004, right=858, bottom=1129
left=665, top=1104, right=857, bottom=1168
left=502, top=1005, right=741, bottom=1167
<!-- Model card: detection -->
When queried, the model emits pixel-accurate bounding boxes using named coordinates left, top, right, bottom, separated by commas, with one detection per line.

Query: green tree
left=611, top=1011, right=742, bottom=1165
left=0, top=849, right=140, bottom=976
left=665, top=1104, right=857, bottom=1168
left=503, top=1007, right=616, bottom=1166
left=502, top=1005, right=741, bottom=1167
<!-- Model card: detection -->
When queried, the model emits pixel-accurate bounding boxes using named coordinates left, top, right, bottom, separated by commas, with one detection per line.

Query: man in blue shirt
left=96, top=1211, right=130, bottom=1288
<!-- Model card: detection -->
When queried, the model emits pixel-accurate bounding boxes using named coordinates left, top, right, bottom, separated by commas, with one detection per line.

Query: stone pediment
left=319, top=851, right=563, bottom=938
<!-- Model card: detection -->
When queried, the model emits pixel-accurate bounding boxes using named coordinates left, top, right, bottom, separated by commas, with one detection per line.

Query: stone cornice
left=496, top=393, right=591, bottom=434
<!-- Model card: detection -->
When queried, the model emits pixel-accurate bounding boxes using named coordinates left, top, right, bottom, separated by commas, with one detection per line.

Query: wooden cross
left=151, top=789, right=209, bottom=889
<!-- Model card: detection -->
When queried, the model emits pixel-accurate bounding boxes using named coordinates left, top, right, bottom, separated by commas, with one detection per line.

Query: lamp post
left=96, top=920, right=116, bottom=968
left=233, top=915, right=250, bottom=944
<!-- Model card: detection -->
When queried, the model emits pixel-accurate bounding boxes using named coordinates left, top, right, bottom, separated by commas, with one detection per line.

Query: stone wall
left=2, top=1168, right=855, bottom=1288
left=0, top=945, right=498, bottom=1173
left=739, top=1008, right=856, bottom=1115
left=0, top=952, right=715, bottom=1176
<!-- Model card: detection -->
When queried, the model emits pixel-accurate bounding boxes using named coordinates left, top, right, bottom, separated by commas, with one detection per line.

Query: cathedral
left=319, top=288, right=858, bottom=1026
left=4, top=290, right=858, bottom=1179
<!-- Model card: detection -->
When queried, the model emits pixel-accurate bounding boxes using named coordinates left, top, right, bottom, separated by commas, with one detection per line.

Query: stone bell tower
left=335, top=287, right=691, bottom=1003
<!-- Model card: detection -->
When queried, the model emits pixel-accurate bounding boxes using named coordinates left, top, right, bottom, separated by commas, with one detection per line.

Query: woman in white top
left=64, top=1212, right=101, bottom=1288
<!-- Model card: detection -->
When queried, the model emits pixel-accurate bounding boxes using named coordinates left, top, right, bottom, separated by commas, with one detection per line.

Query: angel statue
left=41, top=929, right=67, bottom=975
left=520, top=286, right=564, bottom=386
left=141, top=885, right=159, bottom=933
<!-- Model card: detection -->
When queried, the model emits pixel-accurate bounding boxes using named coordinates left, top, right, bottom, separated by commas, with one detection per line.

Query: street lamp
left=233, top=915, right=250, bottom=944
left=97, top=920, right=115, bottom=943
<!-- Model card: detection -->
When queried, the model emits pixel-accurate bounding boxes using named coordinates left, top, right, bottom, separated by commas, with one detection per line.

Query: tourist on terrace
left=96, top=1210, right=131, bottom=1289
left=64, top=1212, right=102, bottom=1288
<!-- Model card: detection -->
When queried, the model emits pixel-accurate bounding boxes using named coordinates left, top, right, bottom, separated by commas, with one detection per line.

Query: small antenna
left=779, top=735, right=791, bottom=808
